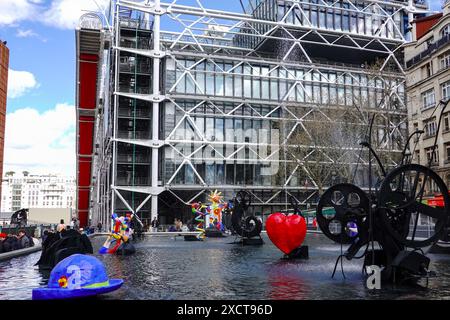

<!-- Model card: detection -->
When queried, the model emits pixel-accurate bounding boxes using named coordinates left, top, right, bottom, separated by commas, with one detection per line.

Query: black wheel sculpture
left=236, top=190, right=251, bottom=210
left=232, top=190, right=262, bottom=239
left=289, top=195, right=304, bottom=217
left=378, top=164, right=450, bottom=248
left=317, top=183, right=370, bottom=244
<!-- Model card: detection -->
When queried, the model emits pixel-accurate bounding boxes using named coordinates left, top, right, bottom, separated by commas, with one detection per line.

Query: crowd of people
left=0, top=229, right=35, bottom=253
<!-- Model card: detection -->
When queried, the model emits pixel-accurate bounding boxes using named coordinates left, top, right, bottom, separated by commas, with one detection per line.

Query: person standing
left=57, top=219, right=66, bottom=233
left=151, top=217, right=159, bottom=232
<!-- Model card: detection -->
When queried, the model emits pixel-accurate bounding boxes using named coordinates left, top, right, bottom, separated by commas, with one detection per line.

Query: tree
left=284, top=108, right=366, bottom=195
left=5, top=171, right=15, bottom=177
left=281, top=58, right=405, bottom=196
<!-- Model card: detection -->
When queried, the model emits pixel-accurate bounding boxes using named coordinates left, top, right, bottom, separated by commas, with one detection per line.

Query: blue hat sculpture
left=32, top=254, right=123, bottom=300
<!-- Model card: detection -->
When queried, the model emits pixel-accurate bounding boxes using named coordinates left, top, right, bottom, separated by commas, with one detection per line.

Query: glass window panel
left=185, top=165, right=195, bottom=184
left=216, top=73, right=224, bottom=96
left=236, top=164, right=244, bottom=184
left=176, top=71, right=185, bottom=93
left=271, top=79, right=278, bottom=100
left=327, top=10, right=333, bottom=28
left=330, top=85, right=337, bottom=104
left=321, top=85, right=329, bottom=104
left=296, top=86, right=305, bottom=102
left=262, top=78, right=269, bottom=100
left=305, top=84, right=312, bottom=103
left=253, top=67, right=261, bottom=99
left=244, top=77, right=252, bottom=98
left=338, top=87, right=345, bottom=105
left=358, top=14, right=365, bottom=34
left=314, top=84, right=321, bottom=103
left=319, top=10, right=326, bottom=28
left=186, top=75, right=195, bottom=94
left=216, top=118, right=224, bottom=141
left=226, top=164, right=234, bottom=184
left=216, top=164, right=224, bottom=184
left=225, top=76, right=233, bottom=97
left=235, top=66, right=243, bottom=97
left=334, top=10, right=342, bottom=30
left=205, top=164, right=215, bottom=184
left=351, top=14, right=357, bottom=33
left=311, top=9, right=318, bottom=27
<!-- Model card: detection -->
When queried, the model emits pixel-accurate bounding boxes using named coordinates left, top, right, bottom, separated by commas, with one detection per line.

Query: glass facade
left=236, top=0, right=405, bottom=49
left=91, top=0, right=413, bottom=226
left=166, top=57, right=404, bottom=109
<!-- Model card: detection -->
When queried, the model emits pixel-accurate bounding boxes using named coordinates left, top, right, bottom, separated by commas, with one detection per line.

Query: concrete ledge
left=0, top=245, right=42, bottom=262
left=87, top=232, right=110, bottom=238
left=143, top=231, right=202, bottom=237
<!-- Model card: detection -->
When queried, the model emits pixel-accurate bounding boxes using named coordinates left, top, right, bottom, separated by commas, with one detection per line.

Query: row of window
left=415, top=143, right=450, bottom=165
left=441, top=52, right=450, bottom=70
left=250, top=0, right=404, bottom=37
left=421, top=81, right=450, bottom=110
left=171, top=60, right=403, bottom=108
left=415, top=112, right=450, bottom=141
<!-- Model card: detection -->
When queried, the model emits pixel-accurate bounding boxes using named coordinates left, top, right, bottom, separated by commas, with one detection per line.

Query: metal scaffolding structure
left=79, top=0, right=429, bottom=228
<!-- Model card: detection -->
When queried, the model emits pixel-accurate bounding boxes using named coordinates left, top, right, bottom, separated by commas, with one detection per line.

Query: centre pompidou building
left=75, top=0, right=428, bottom=228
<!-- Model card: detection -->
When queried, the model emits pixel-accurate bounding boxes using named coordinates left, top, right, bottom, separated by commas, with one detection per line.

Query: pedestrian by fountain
left=17, top=230, right=31, bottom=249
left=2, top=234, right=18, bottom=252
left=57, top=219, right=66, bottom=233
left=151, top=217, right=159, bottom=232
left=0, top=233, right=6, bottom=253
left=97, top=221, right=102, bottom=233
left=42, top=230, right=49, bottom=243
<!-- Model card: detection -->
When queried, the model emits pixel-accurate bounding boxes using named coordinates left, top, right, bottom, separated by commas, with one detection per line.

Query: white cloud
left=43, top=0, right=110, bottom=30
left=7, top=69, right=39, bottom=99
left=15, top=28, right=47, bottom=42
left=0, top=0, right=40, bottom=25
left=16, top=29, right=39, bottom=38
left=0, top=0, right=109, bottom=29
left=4, top=103, right=76, bottom=176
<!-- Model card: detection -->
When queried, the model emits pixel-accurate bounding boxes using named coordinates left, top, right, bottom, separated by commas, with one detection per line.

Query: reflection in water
left=267, top=261, right=309, bottom=300
left=1, top=233, right=450, bottom=300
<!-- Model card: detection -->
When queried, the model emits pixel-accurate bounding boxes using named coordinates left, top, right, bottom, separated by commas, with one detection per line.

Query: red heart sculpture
left=266, top=213, right=307, bottom=255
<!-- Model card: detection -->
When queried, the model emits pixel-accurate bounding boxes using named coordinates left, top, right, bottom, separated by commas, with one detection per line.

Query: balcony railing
left=421, top=103, right=435, bottom=111
left=117, top=155, right=150, bottom=163
left=118, top=131, right=150, bottom=140
left=406, top=34, right=450, bottom=69
left=118, top=85, right=150, bottom=94
left=116, top=177, right=149, bottom=186
left=118, top=108, right=150, bottom=118
left=119, top=37, right=151, bottom=50
left=119, top=18, right=152, bottom=31
left=119, top=62, right=151, bottom=74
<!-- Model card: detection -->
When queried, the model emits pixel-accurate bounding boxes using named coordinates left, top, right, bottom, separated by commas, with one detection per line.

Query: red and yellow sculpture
left=99, top=213, right=134, bottom=254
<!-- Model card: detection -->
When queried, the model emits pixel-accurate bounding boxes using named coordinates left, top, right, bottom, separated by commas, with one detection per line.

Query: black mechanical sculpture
left=231, top=190, right=263, bottom=245
left=316, top=99, right=450, bottom=284
left=10, top=208, right=28, bottom=227
left=36, top=228, right=93, bottom=270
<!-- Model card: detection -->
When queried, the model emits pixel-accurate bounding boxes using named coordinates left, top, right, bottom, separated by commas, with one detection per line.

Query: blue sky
left=0, top=0, right=446, bottom=176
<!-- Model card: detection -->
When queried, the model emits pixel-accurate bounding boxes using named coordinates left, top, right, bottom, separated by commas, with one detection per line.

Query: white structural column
left=110, top=2, right=120, bottom=232
left=151, top=0, right=162, bottom=220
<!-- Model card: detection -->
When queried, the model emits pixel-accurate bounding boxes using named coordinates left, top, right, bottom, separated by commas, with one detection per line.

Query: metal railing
left=406, top=34, right=450, bottom=69
left=119, top=62, right=151, bottom=74
left=118, top=85, right=151, bottom=94
left=118, top=108, right=151, bottom=118
left=117, top=130, right=150, bottom=140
